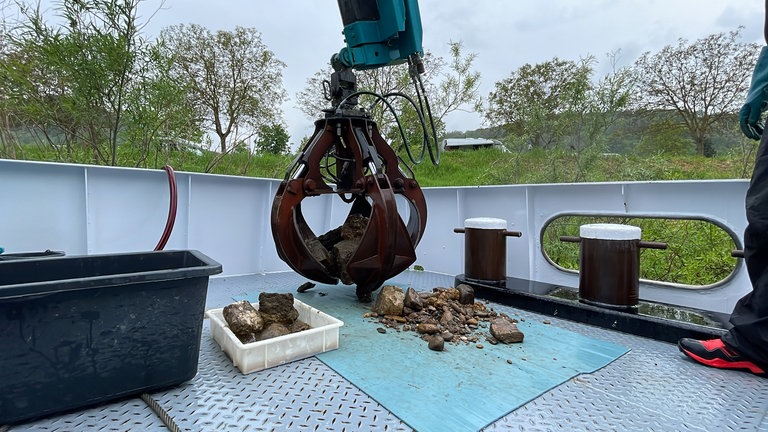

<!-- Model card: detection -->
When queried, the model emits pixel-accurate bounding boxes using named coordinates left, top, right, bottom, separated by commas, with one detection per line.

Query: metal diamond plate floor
left=7, top=271, right=768, bottom=432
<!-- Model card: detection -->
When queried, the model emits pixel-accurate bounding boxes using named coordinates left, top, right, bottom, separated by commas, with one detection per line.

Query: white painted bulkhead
left=0, top=159, right=750, bottom=315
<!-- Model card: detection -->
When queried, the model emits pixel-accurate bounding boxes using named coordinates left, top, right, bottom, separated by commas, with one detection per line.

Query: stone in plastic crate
left=206, top=299, right=343, bottom=374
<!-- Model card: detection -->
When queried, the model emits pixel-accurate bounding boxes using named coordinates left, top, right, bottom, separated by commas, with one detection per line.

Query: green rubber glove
left=740, top=46, right=768, bottom=140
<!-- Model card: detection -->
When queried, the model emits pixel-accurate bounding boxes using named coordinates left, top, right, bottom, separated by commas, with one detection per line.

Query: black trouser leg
left=722, top=130, right=768, bottom=368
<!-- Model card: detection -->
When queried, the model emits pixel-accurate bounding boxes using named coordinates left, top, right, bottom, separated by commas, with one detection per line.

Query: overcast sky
left=40, top=0, right=768, bottom=147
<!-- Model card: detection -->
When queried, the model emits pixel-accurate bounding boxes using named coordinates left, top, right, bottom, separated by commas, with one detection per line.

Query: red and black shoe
left=678, top=338, right=766, bottom=376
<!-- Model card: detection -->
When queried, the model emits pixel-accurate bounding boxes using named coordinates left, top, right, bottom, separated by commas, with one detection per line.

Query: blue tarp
left=242, top=282, right=628, bottom=432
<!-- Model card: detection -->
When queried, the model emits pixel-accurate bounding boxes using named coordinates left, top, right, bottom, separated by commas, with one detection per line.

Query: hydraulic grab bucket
left=271, top=114, right=427, bottom=302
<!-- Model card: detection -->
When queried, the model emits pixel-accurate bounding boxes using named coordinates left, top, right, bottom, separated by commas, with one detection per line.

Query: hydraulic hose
left=154, top=165, right=177, bottom=251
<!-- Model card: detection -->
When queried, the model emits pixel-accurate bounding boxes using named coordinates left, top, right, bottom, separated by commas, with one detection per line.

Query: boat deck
left=8, top=271, right=768, bottom=432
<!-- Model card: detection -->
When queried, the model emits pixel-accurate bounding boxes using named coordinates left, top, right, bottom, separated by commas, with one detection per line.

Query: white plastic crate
left=206, top=299, right=344, bottom=374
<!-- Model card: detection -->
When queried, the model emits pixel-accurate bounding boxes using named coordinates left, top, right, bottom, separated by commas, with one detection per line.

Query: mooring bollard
left=560, top=223, right=666, bottom=312
left=454, top=217, right=522, bottom=285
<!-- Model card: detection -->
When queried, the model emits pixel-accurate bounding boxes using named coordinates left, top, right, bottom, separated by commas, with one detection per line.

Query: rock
left=290, top=320, right=311, bottom=333
left=297, top=282, right=316, bottom=293
left=336, top=214, right=369, bottom=284
left=223, top=300, right=264, bottom=343
left=372, top=285, right=405, bottom=316
left=316, top=214, right=369, bottom=286
left=332, top=239, right=358, bottom=284
left=258, top=292, right=299, bottom=325
left=416, top=323, right=439, bottom=334
left=450, top=302, right=466, bottom=316
left=362, top=284, right=518, bottom=351
left=239, top=333, right=258, bottom=344
left=377, top=327, right=387, bottom=334
left=426, top=287, right=460, bottom=307
left=439, top=308, right=454, bottom=325
left=222, top=292, right=316, bottom=343
left=404, top=287, right=425, bottom=311
left=305, top=237, right=333, bottom=269
left=490, top=317, right=525, bottom=344
left=341, top=214, right=368, bottom=240
left=427, top=335, right=445, bottom=351
left=317, top=226, right=343, bottom=251
left=456, top=284, right=475, bottom=305
left=258, top=323, right=291, bottom=340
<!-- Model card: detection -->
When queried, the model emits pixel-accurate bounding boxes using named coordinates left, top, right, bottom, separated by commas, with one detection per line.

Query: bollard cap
left=580, top=223, right=641, bottom=240
left=464, top=217, right=507, bottom=230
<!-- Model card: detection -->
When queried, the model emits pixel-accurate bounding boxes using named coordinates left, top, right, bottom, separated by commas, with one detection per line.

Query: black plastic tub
left=0, top=250, right=222, bottom=424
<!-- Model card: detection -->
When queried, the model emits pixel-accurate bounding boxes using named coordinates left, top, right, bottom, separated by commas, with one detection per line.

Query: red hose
left=154, top=165, right=178, bottom=251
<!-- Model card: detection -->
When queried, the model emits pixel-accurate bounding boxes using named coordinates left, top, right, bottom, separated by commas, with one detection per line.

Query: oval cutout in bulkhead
left=542, top=215, right=739, bottom=287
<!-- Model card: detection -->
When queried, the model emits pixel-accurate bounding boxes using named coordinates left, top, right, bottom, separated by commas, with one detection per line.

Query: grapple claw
left=271, top=114, right=427, bottom=301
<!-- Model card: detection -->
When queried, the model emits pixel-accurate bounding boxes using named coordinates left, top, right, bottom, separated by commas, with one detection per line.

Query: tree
left=254, top=123, right=289, bottom=155
left=0, top=0, right=193, bottom=165
left=486, top=57, right=594, bottom=150
left=484, top=54, right=635, bottom=181
left=122, top=41, right=204, bottom=167
left=431, top=42, right=483, bottom=121
left=633, top=29, right=758, bottom=157
left=296, top=41, right=482, bottom=150
left=569, top=53, right=637, bottom=179
left=0, top=0, right=17, bottom=158
left=159, top=24, right=287, bottom=154
left=486, top=54, right=635, bottom=154
left=634, top=118, right=695, bottom=156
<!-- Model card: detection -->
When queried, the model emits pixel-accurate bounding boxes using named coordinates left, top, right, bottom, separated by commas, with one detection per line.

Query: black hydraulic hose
left=381, top=90, right=430, bottom=164
left=410, top=63, right=440, bottom=165
left=154, top=165, right=177, bottom=251
left=336, top=90, right=425, bottom=166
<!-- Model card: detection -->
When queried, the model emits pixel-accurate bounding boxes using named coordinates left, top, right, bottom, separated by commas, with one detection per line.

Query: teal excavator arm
left=335, top=0, right=424, bottom=70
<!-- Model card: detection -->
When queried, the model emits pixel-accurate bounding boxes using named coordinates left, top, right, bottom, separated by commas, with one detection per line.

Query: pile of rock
left=223, top=293, right=310, bottom=344
left=306, top=213, right=369, bottom=285
left=367, top=284, right=525, bottom=351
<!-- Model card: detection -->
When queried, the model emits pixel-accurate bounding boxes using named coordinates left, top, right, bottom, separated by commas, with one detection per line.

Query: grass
left=411, top=148, right=755, bottom=186
left=6, top=141, right=756, bottom=185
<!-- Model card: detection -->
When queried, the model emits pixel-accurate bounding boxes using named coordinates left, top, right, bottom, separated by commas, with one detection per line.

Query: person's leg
left=720, top=129, right=768, bottom=369
left=678, top=129, right=768, bottom=375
